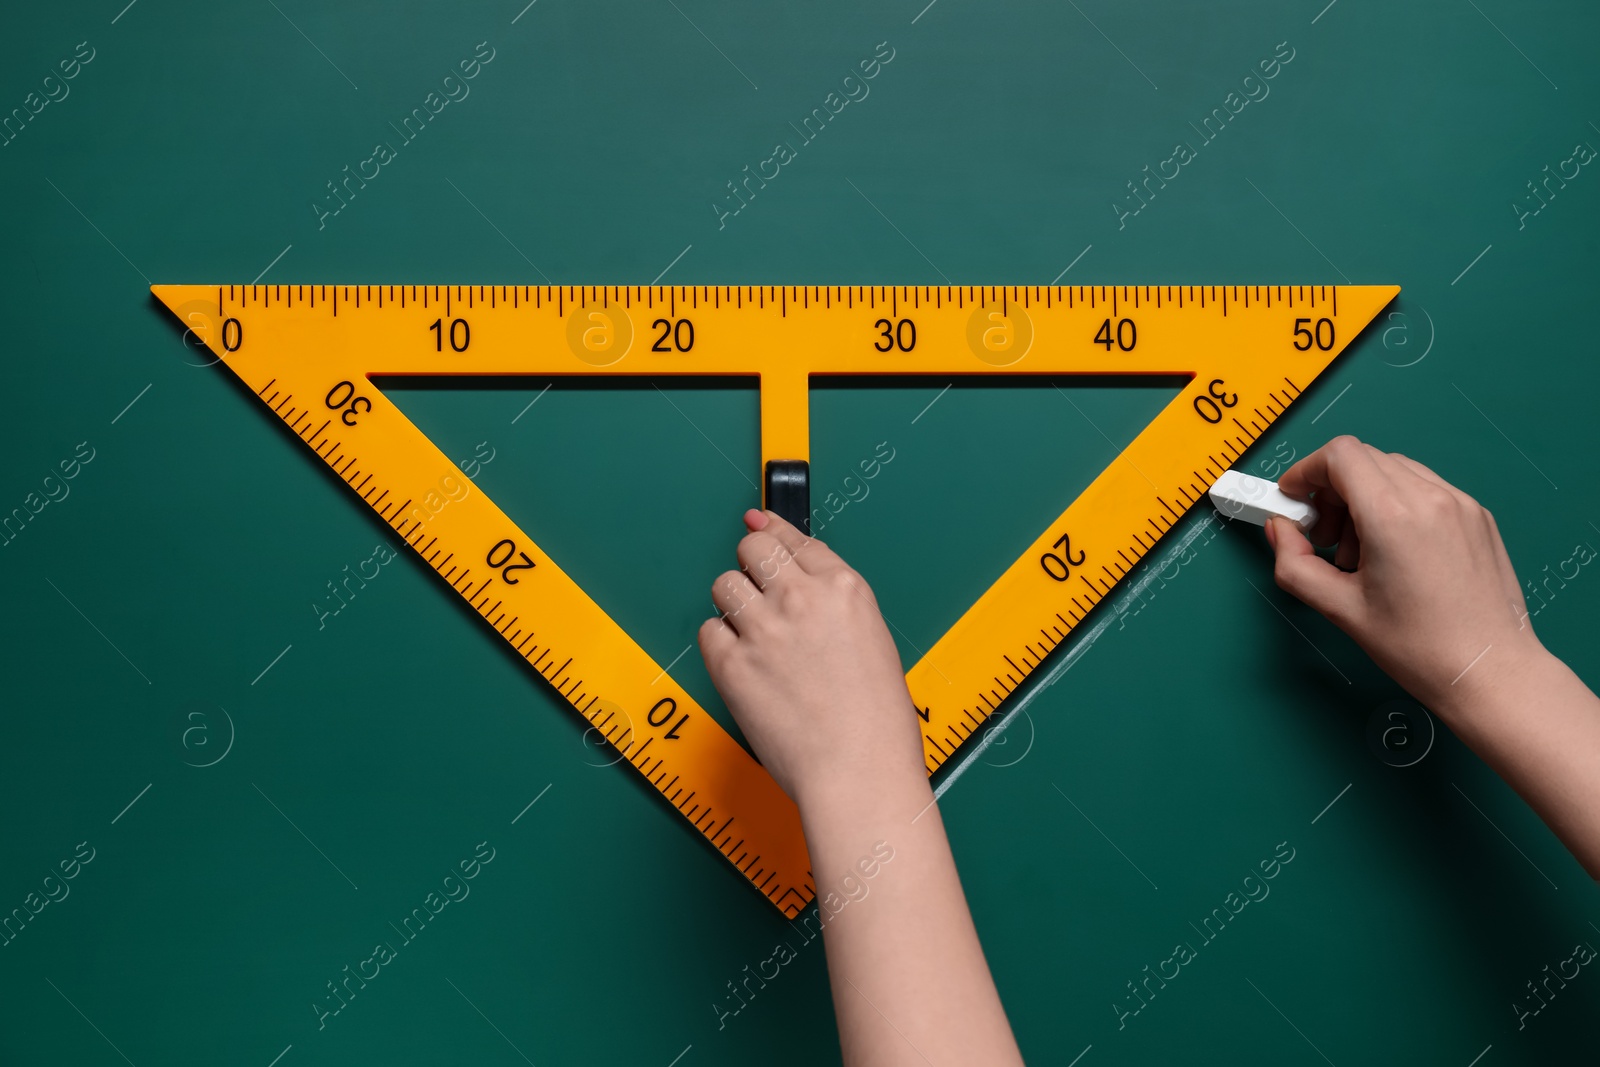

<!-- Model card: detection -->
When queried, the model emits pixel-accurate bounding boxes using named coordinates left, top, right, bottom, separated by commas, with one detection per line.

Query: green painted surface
left=1, top=0, right=1596, bottom=1062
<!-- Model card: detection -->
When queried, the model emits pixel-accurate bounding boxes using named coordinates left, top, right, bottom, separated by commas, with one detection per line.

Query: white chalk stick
left=1208, top=469, right=1318, bottom=533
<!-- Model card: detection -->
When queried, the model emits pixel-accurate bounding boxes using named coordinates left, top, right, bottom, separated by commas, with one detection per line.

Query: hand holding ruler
left=155, top=282, right=1397, bottom=916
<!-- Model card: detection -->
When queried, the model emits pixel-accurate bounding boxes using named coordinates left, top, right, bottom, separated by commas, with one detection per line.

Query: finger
left=1278, top=442, right=1350, bottom=548
left=710, top=568, right=763, bottom=628
left=835, top=565, right=880, bottom=609
left=753, top=508, right=845, bottom=575
left=1267, top=516, right=1362, bottom=626
left=1279, top=436, right=1393, bottom=520
left=698, top=614, right=738, bottom=661
left=1333, top=512, right=1361, bottom=571
left=736, top=529, right=798, bottom=590
left=1307, top=483, right=1348, bottom=548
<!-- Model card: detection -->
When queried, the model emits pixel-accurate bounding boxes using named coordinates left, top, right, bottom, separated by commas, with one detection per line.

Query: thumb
left=1267, top=516, right=1361, bottom=626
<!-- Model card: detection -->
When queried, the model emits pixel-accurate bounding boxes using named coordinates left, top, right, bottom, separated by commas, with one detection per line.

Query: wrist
left=1428, top=639, right=1558, bottom=733
left=795, top=759, right=932, bottom=837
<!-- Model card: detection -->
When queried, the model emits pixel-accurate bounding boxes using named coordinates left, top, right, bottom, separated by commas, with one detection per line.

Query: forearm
left=1440, top=646, right=1600, bottom=879
left=798, top=769, right=1024, bottom=1067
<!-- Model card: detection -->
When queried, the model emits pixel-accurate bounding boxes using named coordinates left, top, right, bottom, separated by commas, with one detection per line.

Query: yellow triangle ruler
left=155, top=283, right=1397, bottom=916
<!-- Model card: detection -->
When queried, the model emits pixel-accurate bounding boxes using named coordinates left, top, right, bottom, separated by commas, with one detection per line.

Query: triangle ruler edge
left=154, top=283, right=1399, bottom=917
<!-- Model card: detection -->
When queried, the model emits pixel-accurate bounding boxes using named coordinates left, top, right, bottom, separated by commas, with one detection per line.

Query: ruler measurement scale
left=157, top=283, right=1397, bottom=915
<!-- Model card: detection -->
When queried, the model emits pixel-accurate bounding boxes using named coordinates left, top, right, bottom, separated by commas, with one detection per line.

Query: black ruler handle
left=763, top=460, right=810, bottom=534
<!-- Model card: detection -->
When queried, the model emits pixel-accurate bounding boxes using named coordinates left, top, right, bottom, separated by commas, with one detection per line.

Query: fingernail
left=744, top=508, right=768, bottom=530
left=1264, top=516, right=1278, bottom=548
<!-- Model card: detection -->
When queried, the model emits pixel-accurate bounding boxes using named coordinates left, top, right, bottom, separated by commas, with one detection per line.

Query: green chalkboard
left=1, top=0, right=1595, bottom=1063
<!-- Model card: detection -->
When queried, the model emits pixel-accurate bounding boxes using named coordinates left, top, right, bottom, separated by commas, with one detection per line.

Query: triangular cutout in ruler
left=155, top=283, right=1398, bottom=916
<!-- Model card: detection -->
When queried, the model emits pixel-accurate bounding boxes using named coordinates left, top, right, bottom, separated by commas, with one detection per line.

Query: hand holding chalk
left=1251, top=436, right=1600, bottom=880
left=1246, top=437, right=1543, bottom=718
